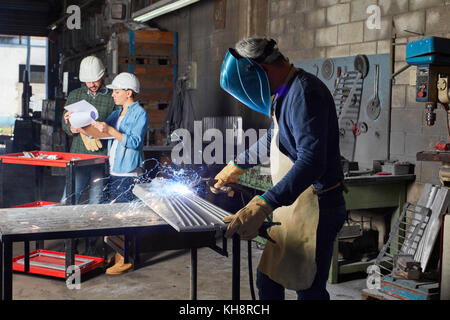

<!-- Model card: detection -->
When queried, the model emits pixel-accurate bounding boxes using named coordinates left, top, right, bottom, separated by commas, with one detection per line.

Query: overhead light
left=133, top=0, right=200, bottom=22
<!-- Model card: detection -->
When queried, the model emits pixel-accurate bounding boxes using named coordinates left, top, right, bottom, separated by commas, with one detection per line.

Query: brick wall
left=269, top=0, right=450, bottom=197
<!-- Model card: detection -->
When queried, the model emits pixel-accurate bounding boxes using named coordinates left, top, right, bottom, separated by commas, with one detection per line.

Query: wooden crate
left=117, top=29, right=177, bottom=136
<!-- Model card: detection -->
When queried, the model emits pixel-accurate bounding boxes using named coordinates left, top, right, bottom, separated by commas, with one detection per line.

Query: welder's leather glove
left=222, top=196, right=273, bottom=240
left=211, top=161, right=246, bottom=197
left=80, top=133, right=102, bottom=152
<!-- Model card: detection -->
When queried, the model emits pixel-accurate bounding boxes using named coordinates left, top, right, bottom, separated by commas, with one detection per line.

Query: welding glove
left=80, top=133, right=103, bottom=152
left=211, top=161, right=246, bottom=197
left=223, top=196, right=273, bottom=240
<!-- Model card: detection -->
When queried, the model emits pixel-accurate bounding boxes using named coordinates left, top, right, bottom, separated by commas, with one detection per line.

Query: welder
left=212, top=38, right=347, bottom=300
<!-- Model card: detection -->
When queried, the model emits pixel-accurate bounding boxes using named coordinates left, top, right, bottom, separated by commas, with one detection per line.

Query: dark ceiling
left=0, top=0, right=98, bottom=37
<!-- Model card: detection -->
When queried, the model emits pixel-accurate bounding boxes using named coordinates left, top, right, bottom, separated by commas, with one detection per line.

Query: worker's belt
left=312, top=182, right=344, bottom=195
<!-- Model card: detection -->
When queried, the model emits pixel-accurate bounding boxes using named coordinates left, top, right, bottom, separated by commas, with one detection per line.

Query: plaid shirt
left=62, top=84, right=116, bottom=155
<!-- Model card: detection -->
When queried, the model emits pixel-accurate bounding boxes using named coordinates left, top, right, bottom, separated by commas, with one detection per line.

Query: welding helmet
left=79, top=56, right=105, bottom=82
left=220, top=49, right=271, bottom=117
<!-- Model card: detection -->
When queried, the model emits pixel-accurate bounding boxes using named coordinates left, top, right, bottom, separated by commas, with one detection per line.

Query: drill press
left=407, top=37, right=450, bottom=186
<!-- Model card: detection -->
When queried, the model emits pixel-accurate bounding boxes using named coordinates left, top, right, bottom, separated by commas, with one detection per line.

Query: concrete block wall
left=269, top=0, right=450, bottom=196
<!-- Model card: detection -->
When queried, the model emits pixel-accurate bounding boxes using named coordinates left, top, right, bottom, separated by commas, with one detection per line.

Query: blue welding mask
left=220, top=49, right=272, bottom=118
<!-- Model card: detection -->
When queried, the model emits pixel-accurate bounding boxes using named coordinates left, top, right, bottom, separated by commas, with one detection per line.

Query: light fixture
left=132, top=0, right=200, bottom=22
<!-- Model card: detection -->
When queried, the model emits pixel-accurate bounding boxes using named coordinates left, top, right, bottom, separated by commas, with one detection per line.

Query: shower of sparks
left=56, top=156, right=211, bottom=222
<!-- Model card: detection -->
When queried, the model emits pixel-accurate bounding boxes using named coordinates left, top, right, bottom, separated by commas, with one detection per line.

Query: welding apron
left=257, top=114, right=319, bottom=291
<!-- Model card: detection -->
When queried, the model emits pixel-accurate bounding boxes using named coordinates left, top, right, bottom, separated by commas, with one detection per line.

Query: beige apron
left=257, top=114, right=320, bottom=291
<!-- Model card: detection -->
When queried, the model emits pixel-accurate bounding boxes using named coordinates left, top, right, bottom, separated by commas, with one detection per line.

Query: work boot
left=105, top=253, right=133, bottom=275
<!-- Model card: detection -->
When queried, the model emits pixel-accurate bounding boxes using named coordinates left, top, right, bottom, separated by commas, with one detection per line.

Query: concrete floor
left=10, top=239, right=366, bottom=300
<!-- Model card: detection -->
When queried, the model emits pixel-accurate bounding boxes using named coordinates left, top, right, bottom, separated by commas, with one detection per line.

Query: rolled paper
left=69, top=112, right=95, bottom=129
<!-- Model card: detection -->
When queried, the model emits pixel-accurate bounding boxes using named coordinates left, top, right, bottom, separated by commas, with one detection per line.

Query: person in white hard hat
left=61, top=56, right=116, bottom=202
left=60, top=55, right=116, bottom=257
left=91, top=72, right=149, bottom=275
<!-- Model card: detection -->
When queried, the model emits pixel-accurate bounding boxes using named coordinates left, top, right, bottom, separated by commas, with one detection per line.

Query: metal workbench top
left=344, top=174, right=416, bottom=185
left=0, top=202, right=168, bottom=239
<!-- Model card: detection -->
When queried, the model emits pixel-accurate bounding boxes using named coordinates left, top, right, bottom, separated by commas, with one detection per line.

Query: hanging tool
left=206, top=178, right=281, bottom=244
left=321, top=59, right=335, bottom=80
left=435, top=142, right=450, bottom=151
left=367, top=64, right=381, bottom=120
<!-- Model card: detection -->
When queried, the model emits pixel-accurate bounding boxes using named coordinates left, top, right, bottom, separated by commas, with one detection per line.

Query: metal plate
left=133, top=178, right=230, bottom=232
left=321, top=59, right=335, bottom=80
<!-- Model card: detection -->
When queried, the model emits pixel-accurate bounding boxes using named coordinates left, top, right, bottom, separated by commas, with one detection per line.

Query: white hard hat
left=79, top=56, right=105, bottom=82
left=106, top=72, right=140, bottom=94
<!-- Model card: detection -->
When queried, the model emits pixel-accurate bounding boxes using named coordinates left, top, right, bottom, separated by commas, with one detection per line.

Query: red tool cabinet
left=0, top=151, right=109, bottom=279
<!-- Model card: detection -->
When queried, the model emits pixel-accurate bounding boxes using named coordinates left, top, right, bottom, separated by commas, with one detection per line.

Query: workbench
left=238, top=169, right=416, bottom=284
left=0, top=202, right=241, bottom=300
left=0, top=151, right=109, bottom=208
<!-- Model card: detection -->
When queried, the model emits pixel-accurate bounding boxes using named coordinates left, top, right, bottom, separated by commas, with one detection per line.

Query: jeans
left=60, top=166, right=105, bottom=256
left=60, top=165, right=105, bottom=205
left=107, top=175, right=139, bottom=203
left=256, top=204, right=347, bottom=300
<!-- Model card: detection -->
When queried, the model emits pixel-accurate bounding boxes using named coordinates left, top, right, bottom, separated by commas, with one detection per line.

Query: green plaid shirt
left=62, top=84, right=117, bottom=155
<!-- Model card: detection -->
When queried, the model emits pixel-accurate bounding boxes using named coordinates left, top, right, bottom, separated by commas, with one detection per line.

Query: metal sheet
left=0, top=202, right=165, bottom=237
left=133, top=178, right=230, bottom=232
left=416, top=187, right=450, bottom=270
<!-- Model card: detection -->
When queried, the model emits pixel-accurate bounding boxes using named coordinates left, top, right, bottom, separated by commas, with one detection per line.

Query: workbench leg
left=328, top=239, right=339, bottom=284
left=232, top=235, right=240, bottom=301
left=34, top=166, right=45, bottom=250
left=65, top=239, right=76, bottom=280
left=0, top=239, right=3, bottom=300
left=34, top=166, right=43, bottom=203
left=124, top=235, right=130, bottom=264
left=24, top=241, right=30, bottom=273
left=0, top=159, right=3, bottom=208
left=66, top=162, right=76, bottom=206
left=190, top=248, right=197, bottom=300
left=133, top=235, right=140, bottom=267
left=2, top=241, right=13, bottom=300
left=34, top=163, right=44, bottom=249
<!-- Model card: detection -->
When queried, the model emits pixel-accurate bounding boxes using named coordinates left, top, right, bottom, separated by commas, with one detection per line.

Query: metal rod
left=3, top=241, right=12, bottom=300
left=173, top=197, right=208, bottom=225
left=164, top=198, right=188, bottom=227
left=64, top=239, right=75, bottom=280
left=190, top=196, right=229, bottom=220
left=232, top=234, right=240, bottom=300
left=124, top=234, right=130, bottom=264
left=0, top=159, right=4, bottom=208
left=24, top=241, right=30, bottom=272
left=0, top=239, right=3, bottom=300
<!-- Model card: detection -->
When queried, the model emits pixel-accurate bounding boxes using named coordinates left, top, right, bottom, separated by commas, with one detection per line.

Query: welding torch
left=206, top=178, right=281, bottom=243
